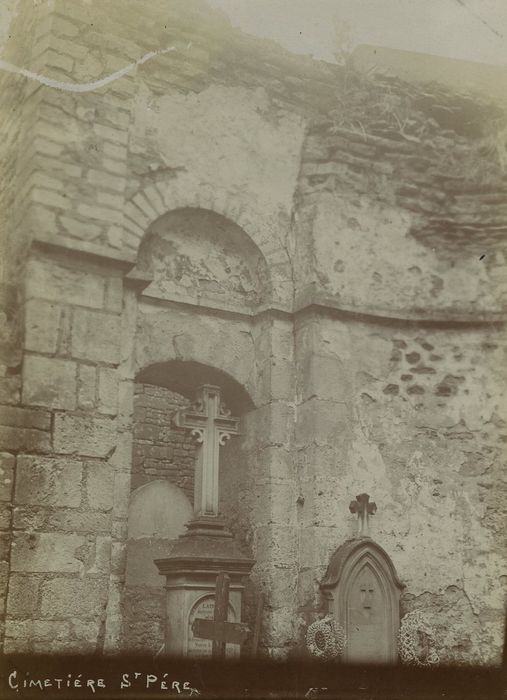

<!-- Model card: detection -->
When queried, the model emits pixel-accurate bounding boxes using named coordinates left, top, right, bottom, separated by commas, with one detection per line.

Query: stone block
left=10, top=532, right=86, bottom=573
left=85, top=462, right=113, bottom=511
left=87, top=168, right=125, bottom=193
left=53, top=414, right=117, bottom=458
left=98, top=367, right=118, bottom=415
left=253, top=482, right=297, bottom=526
left=15, top=456, right=82, bottom=508
left=0, top=508, right=10, bottom=529
left=71, top=309, right=121, bottom=364
left=87, top=535, right=112, bottom=575
left=77, top=363, right=96, bottom=409
left=24, top=299, right=60, bottom=353
left=59, top=214, right=103, bottom=242
left=4, top=619, right=71, bottom=644
left=25, top=256, right=105, bottom=308
left=0, top=376, right=21, bottom=405
left=0, top=406, right=51, bottom=431
left=93, top=123, right=128, bottom=145
left=241, top=403, right=295, bottom=451
left=104, top=277, right=123, bottom=313
left=299, top=354, right=352, bottom=402
left=295, top=398, right=350, bottom=448
left=31, top=187, right=72, bottom=210
left=6, top=574, right=40, bottom=618
left=47, top=509, right=112, bottom=534
left=22, top=355, right=77, bottom=410
left=0, top=426, right=51, bottom=453
left=256, top=446, right=294, bottom=481
left=39, top=576, right=108, bottom=618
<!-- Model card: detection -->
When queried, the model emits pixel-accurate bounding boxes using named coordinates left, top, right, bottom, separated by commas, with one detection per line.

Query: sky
left=0, top=0, right=505, bottom=68
left=208, top=0, right=507, bottom=66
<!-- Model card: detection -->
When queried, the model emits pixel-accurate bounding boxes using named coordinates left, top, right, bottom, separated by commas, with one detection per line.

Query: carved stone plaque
left=347, top=564, right=388, bottom=663
left=187, top=595, right=238, bottom=658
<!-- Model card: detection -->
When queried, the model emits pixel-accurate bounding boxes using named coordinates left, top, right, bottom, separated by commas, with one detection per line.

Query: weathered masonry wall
left=132, top=384, right=194, bottom=500
left=0, top=0, right=505, bottom=664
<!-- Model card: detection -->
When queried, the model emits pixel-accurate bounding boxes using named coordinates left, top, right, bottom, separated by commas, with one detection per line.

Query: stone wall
left=0, top=0, right=505, bottom=665
left=132, top=384, right=194, bottom=500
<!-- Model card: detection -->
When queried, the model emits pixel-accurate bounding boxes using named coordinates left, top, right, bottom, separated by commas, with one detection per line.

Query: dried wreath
left=305, top=615, right=347, bottom=661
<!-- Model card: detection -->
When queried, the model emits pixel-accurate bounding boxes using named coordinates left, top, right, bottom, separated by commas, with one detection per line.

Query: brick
left=77, top=363, right=96, bottom=409
left=85, top=462, right=113, bottom=512
left=53, top=414, right=117, bottom=458
left=97, top=195, right=125, bottom=215
left=53, top=16, right=81, bottom=38
left=124, top=201, right=150, bottom=228
left=25, top=257, right=106, bottom=309
left=76, top=202, right=123, bottom=224
left=31, top=137, right=64, bottom=157
left=97, top=367, right=118, bottom=415
left=24, top=299, right=61, bottom=353
left=45, top=49, right=74, bottom=73
left=0, top=453, right=14, bottom=502
left=59, top=215, right=103, bottom=242
left=71, top=309, right=121, bottom=364
left=15, top=455, right=82, bottom=507
left=0, top=426, right=51, bottom=453
left=31, top=187, right=72, bottom=210
left=22, top=355, right=77, bottom=410
left=103, top=158, right=127, bottom=175
left=87, top=169, right=125, bottom=192
left=10, top=532, right=86, bottom=573
left=40, top=576, right=108, bottom=618
left=49, top=36, right=88, bottom=60
left=132, top=193, right=158, bottom=220
left=0, top=406, right=51, bottom=431
left=103, top=142, right=127, bottom=160
left=93, top=123, right=128, bottom=144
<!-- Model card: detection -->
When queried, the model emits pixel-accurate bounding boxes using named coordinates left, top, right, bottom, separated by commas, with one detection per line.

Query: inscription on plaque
left=187, top=595, right=238, bottom=658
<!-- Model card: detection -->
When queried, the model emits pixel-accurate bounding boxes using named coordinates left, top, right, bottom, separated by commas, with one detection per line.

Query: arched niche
left=136, top=360, right=255, bottom=418
left=320, top=538, right=404, bottom=665
left=133, top=207, right=272, bottom=312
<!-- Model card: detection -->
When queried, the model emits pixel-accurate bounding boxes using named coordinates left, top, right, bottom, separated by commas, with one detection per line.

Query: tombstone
left=155, top=385, right=254, bottom=657
left=320, top=495, right=404, bottom=664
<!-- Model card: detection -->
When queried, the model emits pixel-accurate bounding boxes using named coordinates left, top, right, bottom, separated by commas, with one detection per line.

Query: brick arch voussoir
left=122, top=181, right=287, bottom=283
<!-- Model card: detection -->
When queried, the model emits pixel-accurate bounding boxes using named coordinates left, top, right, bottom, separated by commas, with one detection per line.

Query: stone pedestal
left=155, top=517, right=255, bottom=657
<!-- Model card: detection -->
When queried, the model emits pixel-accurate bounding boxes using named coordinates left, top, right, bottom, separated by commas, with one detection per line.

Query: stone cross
left=173, top=384, right=239, bottom=517
left=349, top=493, right=377, bottom=537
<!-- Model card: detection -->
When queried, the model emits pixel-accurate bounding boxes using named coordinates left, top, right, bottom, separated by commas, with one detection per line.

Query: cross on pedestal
left=349, top=493, right=377, bottom=537
left=173, top=385, right=239, bottom=518
left=191, top=572, right=250, bottom=658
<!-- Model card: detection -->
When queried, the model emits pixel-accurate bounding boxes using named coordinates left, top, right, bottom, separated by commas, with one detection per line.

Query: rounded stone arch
left=136, top=359, right=256, bottom=417
left=320, top=538, right=404, bottom=664
left=122, top=180, right=292, bottom=308
left=135, top=207, right=272, bottom=311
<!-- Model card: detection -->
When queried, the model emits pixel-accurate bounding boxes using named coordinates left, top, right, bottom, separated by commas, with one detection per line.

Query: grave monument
left=155, top=385, right=255, bottom=657
left=320, top=495, right=404, bottom=664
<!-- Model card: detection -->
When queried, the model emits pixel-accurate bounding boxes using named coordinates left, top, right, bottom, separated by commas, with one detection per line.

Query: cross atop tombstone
left=173, top=385, right=239, bottom=518
left=349, top=493, right=377, bottom=537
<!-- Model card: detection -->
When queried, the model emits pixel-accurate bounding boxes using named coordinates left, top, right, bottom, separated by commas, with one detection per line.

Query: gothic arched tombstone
left=320, top=538, right=404, bottom=664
